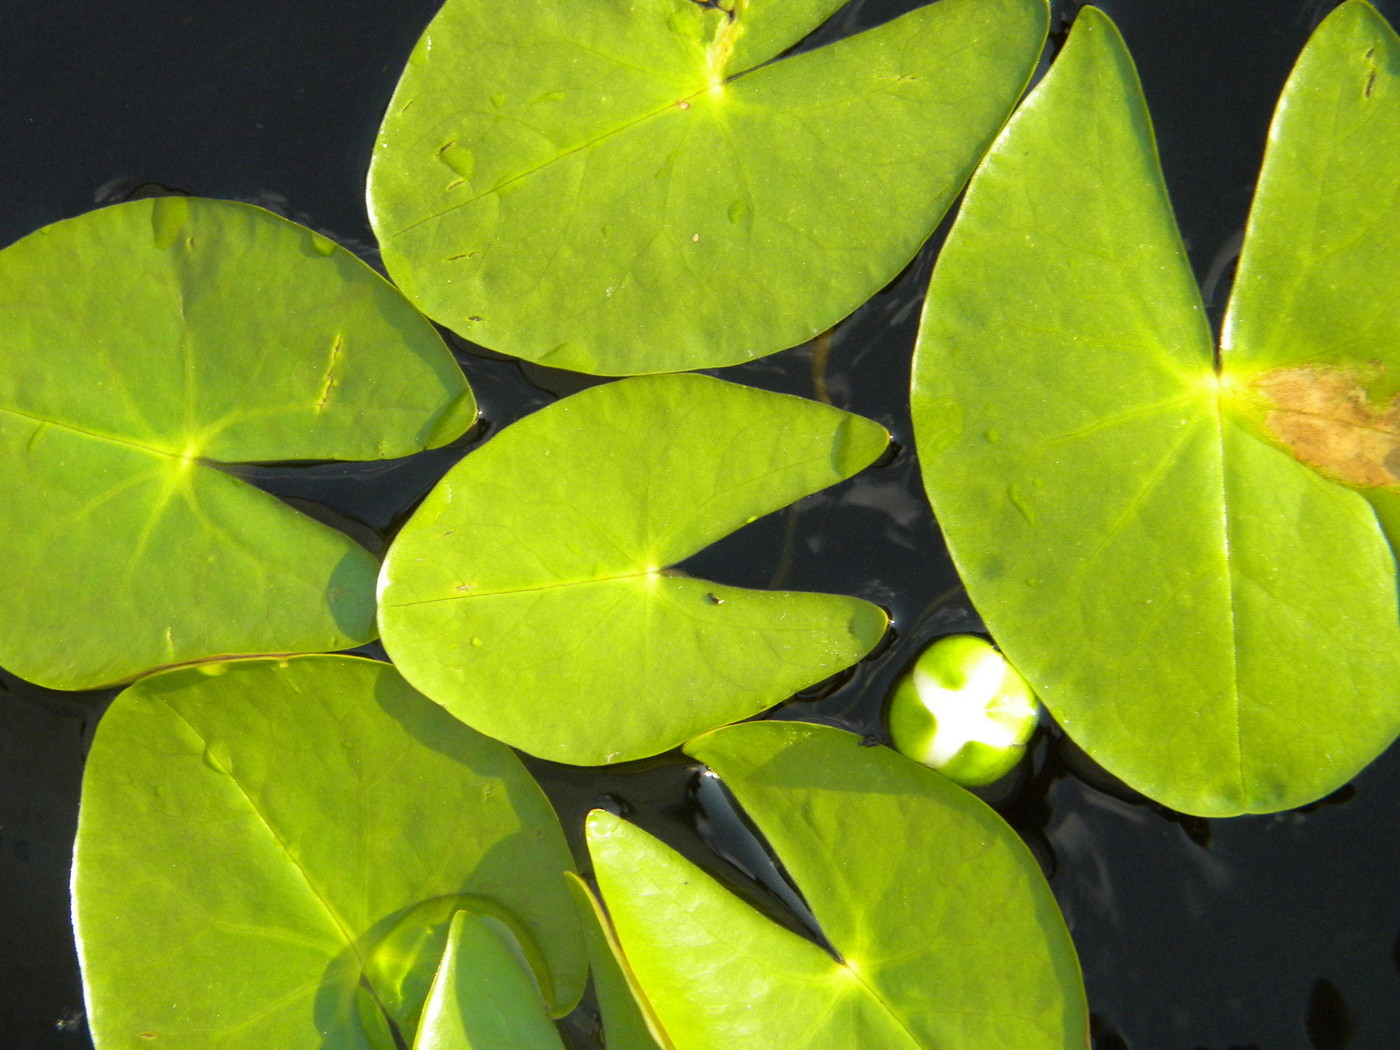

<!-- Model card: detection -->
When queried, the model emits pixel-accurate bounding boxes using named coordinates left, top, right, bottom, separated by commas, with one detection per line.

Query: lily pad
left=412, top=910, right=565, bottom=1050
left=0, top=197, right=475, bottom=689
left=72, top=655, right=585, bottom=1049
left=367, top=0, right=1048, bottom=374
left=567, top=875, right=668, bottom=1050
left=378, top=373, right=890, bottom=765
left=587, top=721, right=1087, bottom=1049
left=911, top=2, right=1400, bottom=816
left=1221, top=1, right=1400, bottom=544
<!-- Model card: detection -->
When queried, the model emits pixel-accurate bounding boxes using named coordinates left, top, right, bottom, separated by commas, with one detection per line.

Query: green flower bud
left=885, top=634, right=1039, bottom=786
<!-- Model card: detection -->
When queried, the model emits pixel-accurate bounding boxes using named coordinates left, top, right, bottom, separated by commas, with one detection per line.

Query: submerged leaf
left=378, top=373, right=889, bottom=765
left=0, top=199, right=475, bottom=689
left=588, top=721, right=1086, bottom=1049
left=911, top=2, right=1400, bottom=816
left=73, top=655, right=584, bottom=1049
left=368, top=0, right=1047, bottom=374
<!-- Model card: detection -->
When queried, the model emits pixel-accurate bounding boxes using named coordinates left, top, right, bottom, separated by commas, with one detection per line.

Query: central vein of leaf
left=390, top=567, right=676, bottom=606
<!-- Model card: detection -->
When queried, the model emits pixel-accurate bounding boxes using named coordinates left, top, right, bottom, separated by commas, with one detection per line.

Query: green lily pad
left=885, top=634, right=1039, bottom=786
left=566, top=875, right=668, bottom=1050
left=1221, top=1, right=1400, bottom=544
left=378, top=373, right=890, bottom=765
left=412, top=910, right=565, bottom=1050
left=911, top=2, right=1400, bottom=816
left=367, top=0, right=1047, bottom=374
left=587, top=721, right=1087, bottom=1049
left=0, top=198, right=475, bottom=689
left=72, top=655, right=585, bottom=1049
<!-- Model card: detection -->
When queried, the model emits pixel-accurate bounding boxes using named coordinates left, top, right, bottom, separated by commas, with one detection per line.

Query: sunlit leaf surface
left=368, top=0, right=1047, bottom=374
left=0, top=198, right=475, bottom=689
left=73, top=656, right=584, bottom=1049
left=567, top=875, right=669, bottom=1050
left=412, top=910, right=565, bottom=1050
left=912, top=2, right=1400, bottom=816
left=378, top=374, right=889, bottom=765
left=589, top=721, right=1086, bottom=1049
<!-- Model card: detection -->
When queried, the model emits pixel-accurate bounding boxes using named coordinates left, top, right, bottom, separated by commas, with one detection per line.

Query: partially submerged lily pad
left=911, top=1, right=1400, bottom=816
left=588, top=721, right=1087, bottom=1049
left=378, top=373, right=890, bottom=765
left=885, top=633, right=1039, bottom=786
left=0, top=198, right=475, bottom=689
left=367, top=0, right=1048, bottom=374
left=73, top=655, right=584, bottom=1049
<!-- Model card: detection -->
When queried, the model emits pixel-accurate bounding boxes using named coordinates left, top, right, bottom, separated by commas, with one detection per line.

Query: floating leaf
left=885, top=633, right=1039, bottom=786
left=378, top=373, right=889, bottom=765
left=367, top=0, right=1047, bottom=374
left=911, top=2, right=1400, bottom=816
left=412, top=910, right=565, bottom=1050
left=567, top=875, right=669, bottom=1050
left=0, top=198, right=475, bottom=689
left=73, top=655, right=585, bottom=1049
left=588, top=721, right=1086, bottom=1049
left=1221, top=1, right=1400, bottom=542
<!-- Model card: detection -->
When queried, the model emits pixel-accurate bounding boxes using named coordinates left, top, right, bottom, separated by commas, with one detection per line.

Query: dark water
left=2, top=1, right=1398, bottom=1047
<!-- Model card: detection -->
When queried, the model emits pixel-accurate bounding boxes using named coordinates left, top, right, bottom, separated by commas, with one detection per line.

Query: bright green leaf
left=357, top=892, right=562, bottom=1046
left=367, top=0, right=1047, bottom=374
left=413, top=910, right=565, bottom=1050
left=0, top=198, right=475, bottom=689
left=566, top=875, right=669, bottom=1050
left=1221, top=1, right=1400, bottom=544
left=911, top=4, right=1400, bottom=816
left=588, top=721, right=1087, bottom=1050
left=73, top=655, right=585, bottom=1050
left=378, top=373, right=889, bottom=765
left=885, top=633, right=1039, bottom=786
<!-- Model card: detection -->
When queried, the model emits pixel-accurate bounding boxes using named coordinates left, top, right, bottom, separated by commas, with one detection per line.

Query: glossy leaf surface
left=0, top=198, right=475, bottom=689
left=73, top=656, right=584, bottom=1049
left=588, top=721, right=1086, bottom=1049
left=367, top=0, right=1047, bottom=374
left=1223, top=1, right=1400, bottom=542
left=379, top=374, right=890, bottom=764
left=911, top=3, right=1400, bottom=815
left=412, top=910, right=565, bottom=1050
left=567, top=876, right=668, bottom=1050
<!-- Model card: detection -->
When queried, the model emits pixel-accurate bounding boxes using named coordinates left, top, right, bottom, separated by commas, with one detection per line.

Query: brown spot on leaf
left=1254, top=363, right=1400, bottom=488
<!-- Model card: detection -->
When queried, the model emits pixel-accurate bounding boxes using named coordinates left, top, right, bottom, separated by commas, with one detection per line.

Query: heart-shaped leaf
left=587, top=721, right=1087, bottom=1049
left=367, top=0, right=1047, bottom=374
left=378, top=373, right=889, bottom=764
left=73, top=655, right=585, bottom=1049
left=0, top=198, right=475, bottom=689
left=911, top=2, right=1400, bottom=816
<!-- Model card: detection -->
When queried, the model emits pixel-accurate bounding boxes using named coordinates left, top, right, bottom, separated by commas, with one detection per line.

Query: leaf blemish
left=315, top=334, right=344, bottom=413
left=1253, top=363, right=1400, bottom=487
left=688, top=0, right=736, bottom=21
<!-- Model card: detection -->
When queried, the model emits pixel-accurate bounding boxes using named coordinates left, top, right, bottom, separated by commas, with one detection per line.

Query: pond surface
left=1, top=0, right=1398, bottom=1047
